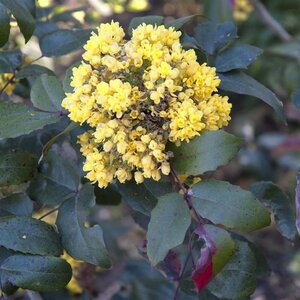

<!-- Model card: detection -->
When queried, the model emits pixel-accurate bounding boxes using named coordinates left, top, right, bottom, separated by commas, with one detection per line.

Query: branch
left=250, top=0, right=292, bottom=42
left=0, top=70, right=16, bottom=96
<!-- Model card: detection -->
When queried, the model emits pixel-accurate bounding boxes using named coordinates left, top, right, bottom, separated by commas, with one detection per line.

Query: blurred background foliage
left=1, top=0, right=300, bottom=299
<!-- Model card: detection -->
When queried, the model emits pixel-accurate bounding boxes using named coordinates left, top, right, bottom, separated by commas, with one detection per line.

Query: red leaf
left=191, top=247, right=214, bottom=292
left=191, top=225, right=217, bottom=292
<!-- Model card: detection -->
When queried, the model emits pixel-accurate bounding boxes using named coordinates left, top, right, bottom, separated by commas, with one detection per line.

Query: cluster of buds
left=62, top=21, right=231, bottom=188
left=231, top=0, right=253, bottom=21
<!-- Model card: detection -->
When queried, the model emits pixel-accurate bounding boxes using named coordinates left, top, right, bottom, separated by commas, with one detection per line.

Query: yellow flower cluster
left=232, top=0, right=253, bottom=21
left=0, top=73, right=14, bottom=95
left=62, top=21, right=232, bottom=188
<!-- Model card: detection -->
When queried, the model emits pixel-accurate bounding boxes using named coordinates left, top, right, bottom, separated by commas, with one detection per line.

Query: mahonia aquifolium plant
left=62, top=21, right=232, bottom=188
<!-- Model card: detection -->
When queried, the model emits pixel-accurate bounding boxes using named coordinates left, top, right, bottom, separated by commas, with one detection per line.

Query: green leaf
left=180, top=33, right=198, bottom=49
left=218, top=72, right=286, bottom=123
left=216, top=44, right=263, bottom=72
left=0, top=0, right=35, bottom=43
left=0, top=3, right=10, bottom=47
left=0, top=255, right=72, bottom=292
left=57, top=183, right=111, bottom=267
left=128, top=15, right=164, bottom=35
left=28, top=151, right=79, bottom=205
left=143, top=179, right=174, bottom=198
left=95, top=184, right=122, bottom=206
left=40, top=29, right=92, bottom=57
left=18, top=0, right=36, bottom=18
left=147, top=193, right=191, bottom=265
left=169, top=130, right=243, bottom=176
left=247, top=241, right=270, bottom=279
left=16, top=64, right=55, bottom=80
left=0, top=216, right=63, bottom=256
left=0, top=193, right=33, bottom=217
left=204, top=225, right=236, bottom=274
left=31, top=74, right=65, bottom=112
left=165, top=15, right=199, bottom=30
left=208, top=239, right=257, bottom=299
left=63, top=61, right=81, bottom=93
left=0, top=247, right=17, bottom=295
left=193, top=21, right=237, bottom=55
left=250, top=181, right=297, bottom=241
left=0, top=102, right=60, bottom=139
left=192, top=180, right=271, bottom=232
left=117, top=180, right=158, bottom=216
left=40, top=122, right=80, bottom=159
left=0, top=50, right=22, bottom=73
left=0, top=152, right=37, bottom=187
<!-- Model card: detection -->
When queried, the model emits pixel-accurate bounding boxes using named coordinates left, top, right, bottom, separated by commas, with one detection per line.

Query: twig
left=38, top=207, right=59, bottom=220
left=249, top=0, right=292, bottom=42
left=173, top=252, right=191, bottom=300
left=170, top=167, right=208, bottom=300
left=0, top=70, right=16, bottom=96
left=170, top=166, right=203, bottom=224
left=0, top=55, right=44, bottom=97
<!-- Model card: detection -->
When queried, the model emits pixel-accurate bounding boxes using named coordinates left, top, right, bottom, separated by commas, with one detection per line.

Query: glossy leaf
left=95, top=184, right=122, bottom=206
left=192, top=225, right=235, bottom=292
left=117, top=180, right=158, bottom=215
left=41, top=122, right=79, bottom=159
left=0, top=193, right=33, bottom=217
left=0, top=216, right=62, bottom=256
left=31, top=74, right=65, bottom=112
left=192, top=180, right=271, bottom=232
left=0, top=3, right=10, bottom=47
left=28, top=151, right=79, bottom=205
left=128, top=15, right=164, bottom=35
left=0, top=0, right=35, bottom=43
left=208, top=239, right=257, bottom=299
left=57, top=183, right=111, bottom=268
left=63, top=61, right=81, bottom=93
left=216, top=44, right=263, bottom=72
left=0, top=102, right=60, bottom=139
left=0, top=50, right=22, bottom=73
left=147, top=193, right=191, bottom=265
left=193, top=21, right=237, bottom=55
left=165, top=15, right=199, bottom=30
left=218, top=72, right=285, bottom=123
left=0, top=247, right=17, bottom=295
left=192, top=246, right=214, bottom=292
left=0, top=152, right=37, bottom=187
left=205, top=225, right=236, bottom=275
left=40, top=29, right=92, bottom=57
left=251, top=182, right=297, bottom=241
left=170, top=130, right=243, bottom=176
left=16, top=64, right=55, bottom=79
left=0, top=255, right=72, bottom=292
left=143, top=179, right=174, bottom=198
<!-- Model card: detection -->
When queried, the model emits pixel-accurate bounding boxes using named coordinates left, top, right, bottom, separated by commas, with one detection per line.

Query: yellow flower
left=232, top=0, right=253, bottom=21
left=62, top=22, right=232, bottom=188
left=0, top=73, right=15, bottom=95
left=62, top=252, right=83, bottom=294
